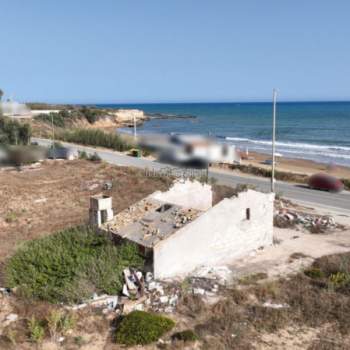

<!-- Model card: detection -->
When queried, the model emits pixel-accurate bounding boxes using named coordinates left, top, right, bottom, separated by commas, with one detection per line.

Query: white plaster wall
left=150, top=180, right=212, bottom=211
left=153, top=190, right=274, bottom=279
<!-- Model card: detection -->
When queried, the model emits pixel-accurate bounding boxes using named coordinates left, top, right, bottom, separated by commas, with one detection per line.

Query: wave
left=224, top=137, right=350, bottom=152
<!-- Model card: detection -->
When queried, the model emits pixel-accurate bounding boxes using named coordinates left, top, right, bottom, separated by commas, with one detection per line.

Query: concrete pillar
left=89, top=195, right=113, bottom=227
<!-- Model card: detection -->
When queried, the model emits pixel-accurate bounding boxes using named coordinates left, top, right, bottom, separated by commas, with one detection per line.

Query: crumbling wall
left=150, top=180, right=212, bottom=211
left=153, top=190, right=274, bottom=279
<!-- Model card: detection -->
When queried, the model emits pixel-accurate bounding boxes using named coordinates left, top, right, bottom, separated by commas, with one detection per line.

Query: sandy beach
left=240, top=151, right=350, bottom=179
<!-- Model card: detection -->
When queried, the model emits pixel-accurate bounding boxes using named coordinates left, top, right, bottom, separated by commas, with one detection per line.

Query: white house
left=92, top=180, right=274, bottom=279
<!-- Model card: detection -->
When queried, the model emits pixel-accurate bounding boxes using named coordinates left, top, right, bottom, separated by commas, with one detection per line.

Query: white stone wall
left=150, top=180, right=212, bottom=211
left=153, top=190, right=274, bottom=279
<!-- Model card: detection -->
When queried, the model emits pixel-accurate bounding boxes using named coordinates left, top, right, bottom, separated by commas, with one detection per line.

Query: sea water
left=98, top=102, right=350, bottom=166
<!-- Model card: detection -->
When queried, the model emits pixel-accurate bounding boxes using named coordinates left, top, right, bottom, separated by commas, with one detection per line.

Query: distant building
left=91, top=180, right=274, bottom=279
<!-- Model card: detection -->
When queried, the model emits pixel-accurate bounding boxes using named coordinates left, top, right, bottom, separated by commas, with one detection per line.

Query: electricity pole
left=271, top=89, right=277, bottom=193
left=133, top=115, right=137, bottom=141
left=52, top=113, right=56, bottom=160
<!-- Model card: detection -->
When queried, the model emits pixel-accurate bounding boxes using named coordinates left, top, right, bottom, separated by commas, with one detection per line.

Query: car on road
left=308, top=173, right=344, bottom=193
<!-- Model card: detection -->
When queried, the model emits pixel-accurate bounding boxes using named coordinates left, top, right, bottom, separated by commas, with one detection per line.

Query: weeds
left=28, top=316, right=45, bottom=343
left=171, top=329, right=198, bottom=342
left=5, top=211, right=17, bottom=223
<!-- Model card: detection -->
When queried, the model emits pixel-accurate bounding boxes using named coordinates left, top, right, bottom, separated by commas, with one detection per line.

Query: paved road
left=33, top=138, right=350, bottom=213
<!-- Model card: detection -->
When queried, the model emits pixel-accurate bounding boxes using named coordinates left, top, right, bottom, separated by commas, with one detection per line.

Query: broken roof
left=101, top=197, right=202, bottom=248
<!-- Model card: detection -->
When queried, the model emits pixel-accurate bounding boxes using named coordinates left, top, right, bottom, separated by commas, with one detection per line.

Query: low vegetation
left=5, top=226, right=144, bottom=303
left=171, top=329, right=199, bottom=342
left=0, top=116, right=31, bottom=145
left=56, top=128, right=133, bottom=152
left=232, top=163, right=350, bottom=191
left=34, top=107, right=106, bottom=128
left=115, top=311, right=175, bottom=345
left=178, top=252, right=350, bottom=349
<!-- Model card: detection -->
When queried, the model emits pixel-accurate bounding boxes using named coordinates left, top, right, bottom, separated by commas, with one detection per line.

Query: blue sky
left=1, top=0, right=350, bottom=103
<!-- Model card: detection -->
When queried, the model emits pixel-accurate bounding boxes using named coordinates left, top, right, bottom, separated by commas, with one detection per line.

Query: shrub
left=46, top=310, right=75, bottom=339
left=5, top=226, right=144, bottom=303
left=0, top=116, right=31, bottom=145
left=89, top=152, right=102, bottom=162
left=329, top=272, right=350, bottom=289
left=171, top=329, right=199, bottom=342
left=78, top=150, right=88, bottom=160
left=342, top=178, right=350, bottom=191
left=56, top=128, right=133, bottom=152
left=27, top=316, right=45, bottom=343
left=115, top=311, right=175, bottom=345
left=304, top=267, right=325, bottom=279
left=35, top=112, right=66, bottom=128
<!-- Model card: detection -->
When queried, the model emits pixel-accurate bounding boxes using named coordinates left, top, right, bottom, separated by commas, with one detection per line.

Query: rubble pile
left=107, top=199, right=160, bottom=232
left=121, top=268, right=181, bottom=314
left=173, top=209, right=198, bottom=228
left=66, top=267, right=224, bottom=316
left=274, top=209, right=337, bottom=233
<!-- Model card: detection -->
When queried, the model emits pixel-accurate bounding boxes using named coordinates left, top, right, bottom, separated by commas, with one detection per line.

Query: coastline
left=238, top=151, right=350, bottom=179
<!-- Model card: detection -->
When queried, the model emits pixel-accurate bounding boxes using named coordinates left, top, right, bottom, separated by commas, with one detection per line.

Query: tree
left=0, top=89, right=3, bottom=101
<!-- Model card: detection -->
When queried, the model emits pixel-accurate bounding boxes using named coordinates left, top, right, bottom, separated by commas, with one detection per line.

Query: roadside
left=32, top=137, right=350, bottom=212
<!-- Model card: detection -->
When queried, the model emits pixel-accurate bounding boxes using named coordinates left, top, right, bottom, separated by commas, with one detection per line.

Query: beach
left=239, top=151, right=350, bottom=179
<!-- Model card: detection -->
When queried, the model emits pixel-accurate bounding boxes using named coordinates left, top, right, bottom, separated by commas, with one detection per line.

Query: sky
left=1, top=0, right=350, bottom=104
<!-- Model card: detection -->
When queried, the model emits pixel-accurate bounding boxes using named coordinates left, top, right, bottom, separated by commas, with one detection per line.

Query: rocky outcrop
left=112, top=109, right=147, bottom=123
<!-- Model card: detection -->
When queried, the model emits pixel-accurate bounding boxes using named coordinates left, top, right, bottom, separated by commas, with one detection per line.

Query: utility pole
left=271, top=89, right=277, bottom=193
left=133, top=114, right=137, bottom=141
left=51, top=113, right=56, bottom=160
left=206, top=132, right=210, bottom=183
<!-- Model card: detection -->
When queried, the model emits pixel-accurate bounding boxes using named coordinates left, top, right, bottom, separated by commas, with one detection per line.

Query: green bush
left=304, top=267, right=325, bottom=279
left=78, top=150, right=88, bottom=160
left=115, top=311, right=175, bottom=345
left=35, top=112, right=67, bottom=128
left=89, top=152, right=102, bottom=162
left=0, top=116, right=31, bottom=145
left=57, top=128, right=133, bottom=152
left=342, top=178, right=350, bottom=191
left=27, top=316, right=45, bottom=343
left=171, top=329, right=199, bottom=342
left=5, top=226, right=144, bottom=303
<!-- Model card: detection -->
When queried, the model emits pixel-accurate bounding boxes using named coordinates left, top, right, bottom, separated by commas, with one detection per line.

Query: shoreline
left=240, top=150, right=350, bottom=178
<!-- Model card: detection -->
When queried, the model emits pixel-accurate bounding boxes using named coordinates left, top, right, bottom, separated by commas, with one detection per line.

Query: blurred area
left=138, top=133, right=241, bottom=169
left=0, top=145, right=47, bottom=166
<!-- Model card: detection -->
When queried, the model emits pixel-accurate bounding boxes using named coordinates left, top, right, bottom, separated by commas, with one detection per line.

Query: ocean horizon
left=96, top=101, right=350, bottom=167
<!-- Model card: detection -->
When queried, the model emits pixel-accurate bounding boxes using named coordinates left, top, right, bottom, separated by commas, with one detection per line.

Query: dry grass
left=173, top=253, right=350, bottom=349
left=0, top=160, right=172, bottom=283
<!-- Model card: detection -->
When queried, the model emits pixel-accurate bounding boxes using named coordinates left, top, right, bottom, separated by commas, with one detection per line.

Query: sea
left=98, top=102, right=350, bottom=167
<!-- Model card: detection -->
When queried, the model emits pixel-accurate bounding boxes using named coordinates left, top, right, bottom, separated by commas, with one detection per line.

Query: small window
left=246, top=208, right=251, bottom=220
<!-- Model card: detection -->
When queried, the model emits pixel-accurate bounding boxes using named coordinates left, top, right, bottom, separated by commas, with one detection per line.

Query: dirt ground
left=1, top=160, right=350, bottom=349
left=0, top=160, right=171, bottom=281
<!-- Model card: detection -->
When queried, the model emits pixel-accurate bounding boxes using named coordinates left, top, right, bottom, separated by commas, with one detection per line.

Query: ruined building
left=90, top=181, right=274, bottom=279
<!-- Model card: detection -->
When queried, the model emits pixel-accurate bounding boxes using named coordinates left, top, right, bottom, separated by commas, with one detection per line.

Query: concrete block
left=90, top=195, right=112, bottom=211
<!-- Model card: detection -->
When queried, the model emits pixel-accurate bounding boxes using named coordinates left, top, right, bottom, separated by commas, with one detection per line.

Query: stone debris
left=67, top=267, right=222, bottom=315
left=193, top=265, right=233, bottom=285
left=263, top=301, right=290, bottom=309
left=102, top=181, right=113, bottom=190
left=0, top=287, right=11, bottom=296
left=3, top=313, right=18, bottom=327
left=33, top=197, right=47, bottom=204
left=274, top=209, right=338, bottom=233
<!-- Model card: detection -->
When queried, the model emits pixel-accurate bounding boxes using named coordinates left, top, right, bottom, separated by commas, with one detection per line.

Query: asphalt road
left=33, top=138, right=350, bottom=213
